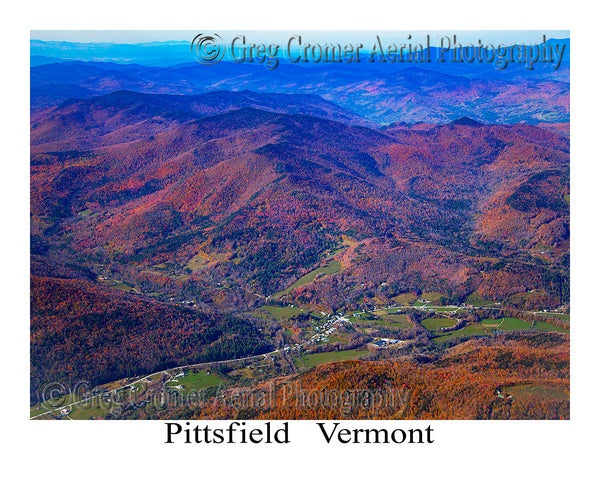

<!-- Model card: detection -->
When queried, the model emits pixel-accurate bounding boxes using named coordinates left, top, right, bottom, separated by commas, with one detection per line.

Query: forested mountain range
left=31, top=89, right=569, bottom=311
left=30, top=45, right=569, bottom=415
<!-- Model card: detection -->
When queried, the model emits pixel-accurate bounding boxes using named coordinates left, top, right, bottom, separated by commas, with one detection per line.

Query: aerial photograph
left=30, top=30, right=570, bottom=421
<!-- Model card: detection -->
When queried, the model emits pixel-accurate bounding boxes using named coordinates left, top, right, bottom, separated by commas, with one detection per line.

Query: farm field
left=67, top=399, right=115, bottom=420
left=166, top=370, right=223, bottom=391
left=433, top=316, right=569, bottom=344
left=30, top=391, right=80, bottom=418
left=421, top=317, right=457, bottom=331
left=261, top=305, right=306, bottom=321
left=275, top=259, right=341, bottom=297
left=480, top=317, right=568, bottom=333
left=295, top=348, right=368, bottom=369
left=536, top=312, right=570, bottom=323
left=327, top=334, right=349, bottom=344
left=465, top=291, right=500, bottom=307
left=31, top=390, right=122, bottom=420
left=531, top=321, right=569, bottom=333
left=391, top=293, right=418, bottom=305
left=433, top=324, right=488, bottom=344
left=354, top=312, right=412, bottom=330
left=421, top=292, right=446, bottom=303
left=375, top=307, right=406, bottom=314
left=481, top=317, right=533, bottom=330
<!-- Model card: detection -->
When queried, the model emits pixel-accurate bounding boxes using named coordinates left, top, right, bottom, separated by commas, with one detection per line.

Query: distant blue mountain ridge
left=31, top=38, right=569, bottom=81
left=30, top=39, right=570, bottom=125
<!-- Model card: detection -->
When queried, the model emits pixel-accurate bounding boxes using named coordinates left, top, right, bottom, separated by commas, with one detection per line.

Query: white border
left=3, top=0, right=597, bottom=477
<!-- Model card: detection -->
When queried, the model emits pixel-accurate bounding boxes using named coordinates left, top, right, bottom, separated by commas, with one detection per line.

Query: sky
left=31, top=30, right=570, bottom=45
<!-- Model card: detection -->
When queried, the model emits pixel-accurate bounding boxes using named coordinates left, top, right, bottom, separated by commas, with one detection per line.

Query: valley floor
left=31, top=295, right=569, bottom=420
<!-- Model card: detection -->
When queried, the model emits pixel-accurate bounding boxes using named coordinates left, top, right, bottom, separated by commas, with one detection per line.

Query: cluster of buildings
left=369, top=338, right=405, bottom=350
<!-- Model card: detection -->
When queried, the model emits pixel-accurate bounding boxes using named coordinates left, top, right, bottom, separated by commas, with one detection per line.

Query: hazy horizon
left=31, top=30, right=570, bottom=45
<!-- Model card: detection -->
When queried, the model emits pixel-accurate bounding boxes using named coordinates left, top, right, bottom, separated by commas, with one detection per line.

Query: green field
left=531, top=321, right=569, bottom=333
left=166, top=370, right=223, bottom=391
left=481, top=317, right=533, bottom=331
left=275, top=259, right=341, bottom=297
left=30, top=406, right=52, bottom=418
left=392, top=293, right=418, bottom=305
left=465, top=291, right=484, bottom=306
left=296, top=348, right=368, bottom=368
left=464, top=291, right=498, bottom=307
left=355, top=312, right=412, bottom=330
left=536, top=312, right=570, bottom=323
left=229, top=366, right=256, bottom=380
left=97, top=277, right=138, bottom=293
left=433, top=324, right=487, bottom=344
left=68, top=399, right=116, bottom=420
left=374, top=313, right=413, bottom=330
left=421, top=292, right=445, bottom=303
left=31, top=390, right=122, bottom=420
left=327, top=334, right=349, bottom=344
left=433, top=316, right=569, bottom=344
left=113, top=281, right=136, bottom=292
left=261, top=305, right=306, bottom=320
left=30, top=391, right=82, bottom=419
left=480, top=317, right=568, bottom=333
left=378, top=307, right=406, bottom=314
left=421, top=317, right=457, bottom=331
